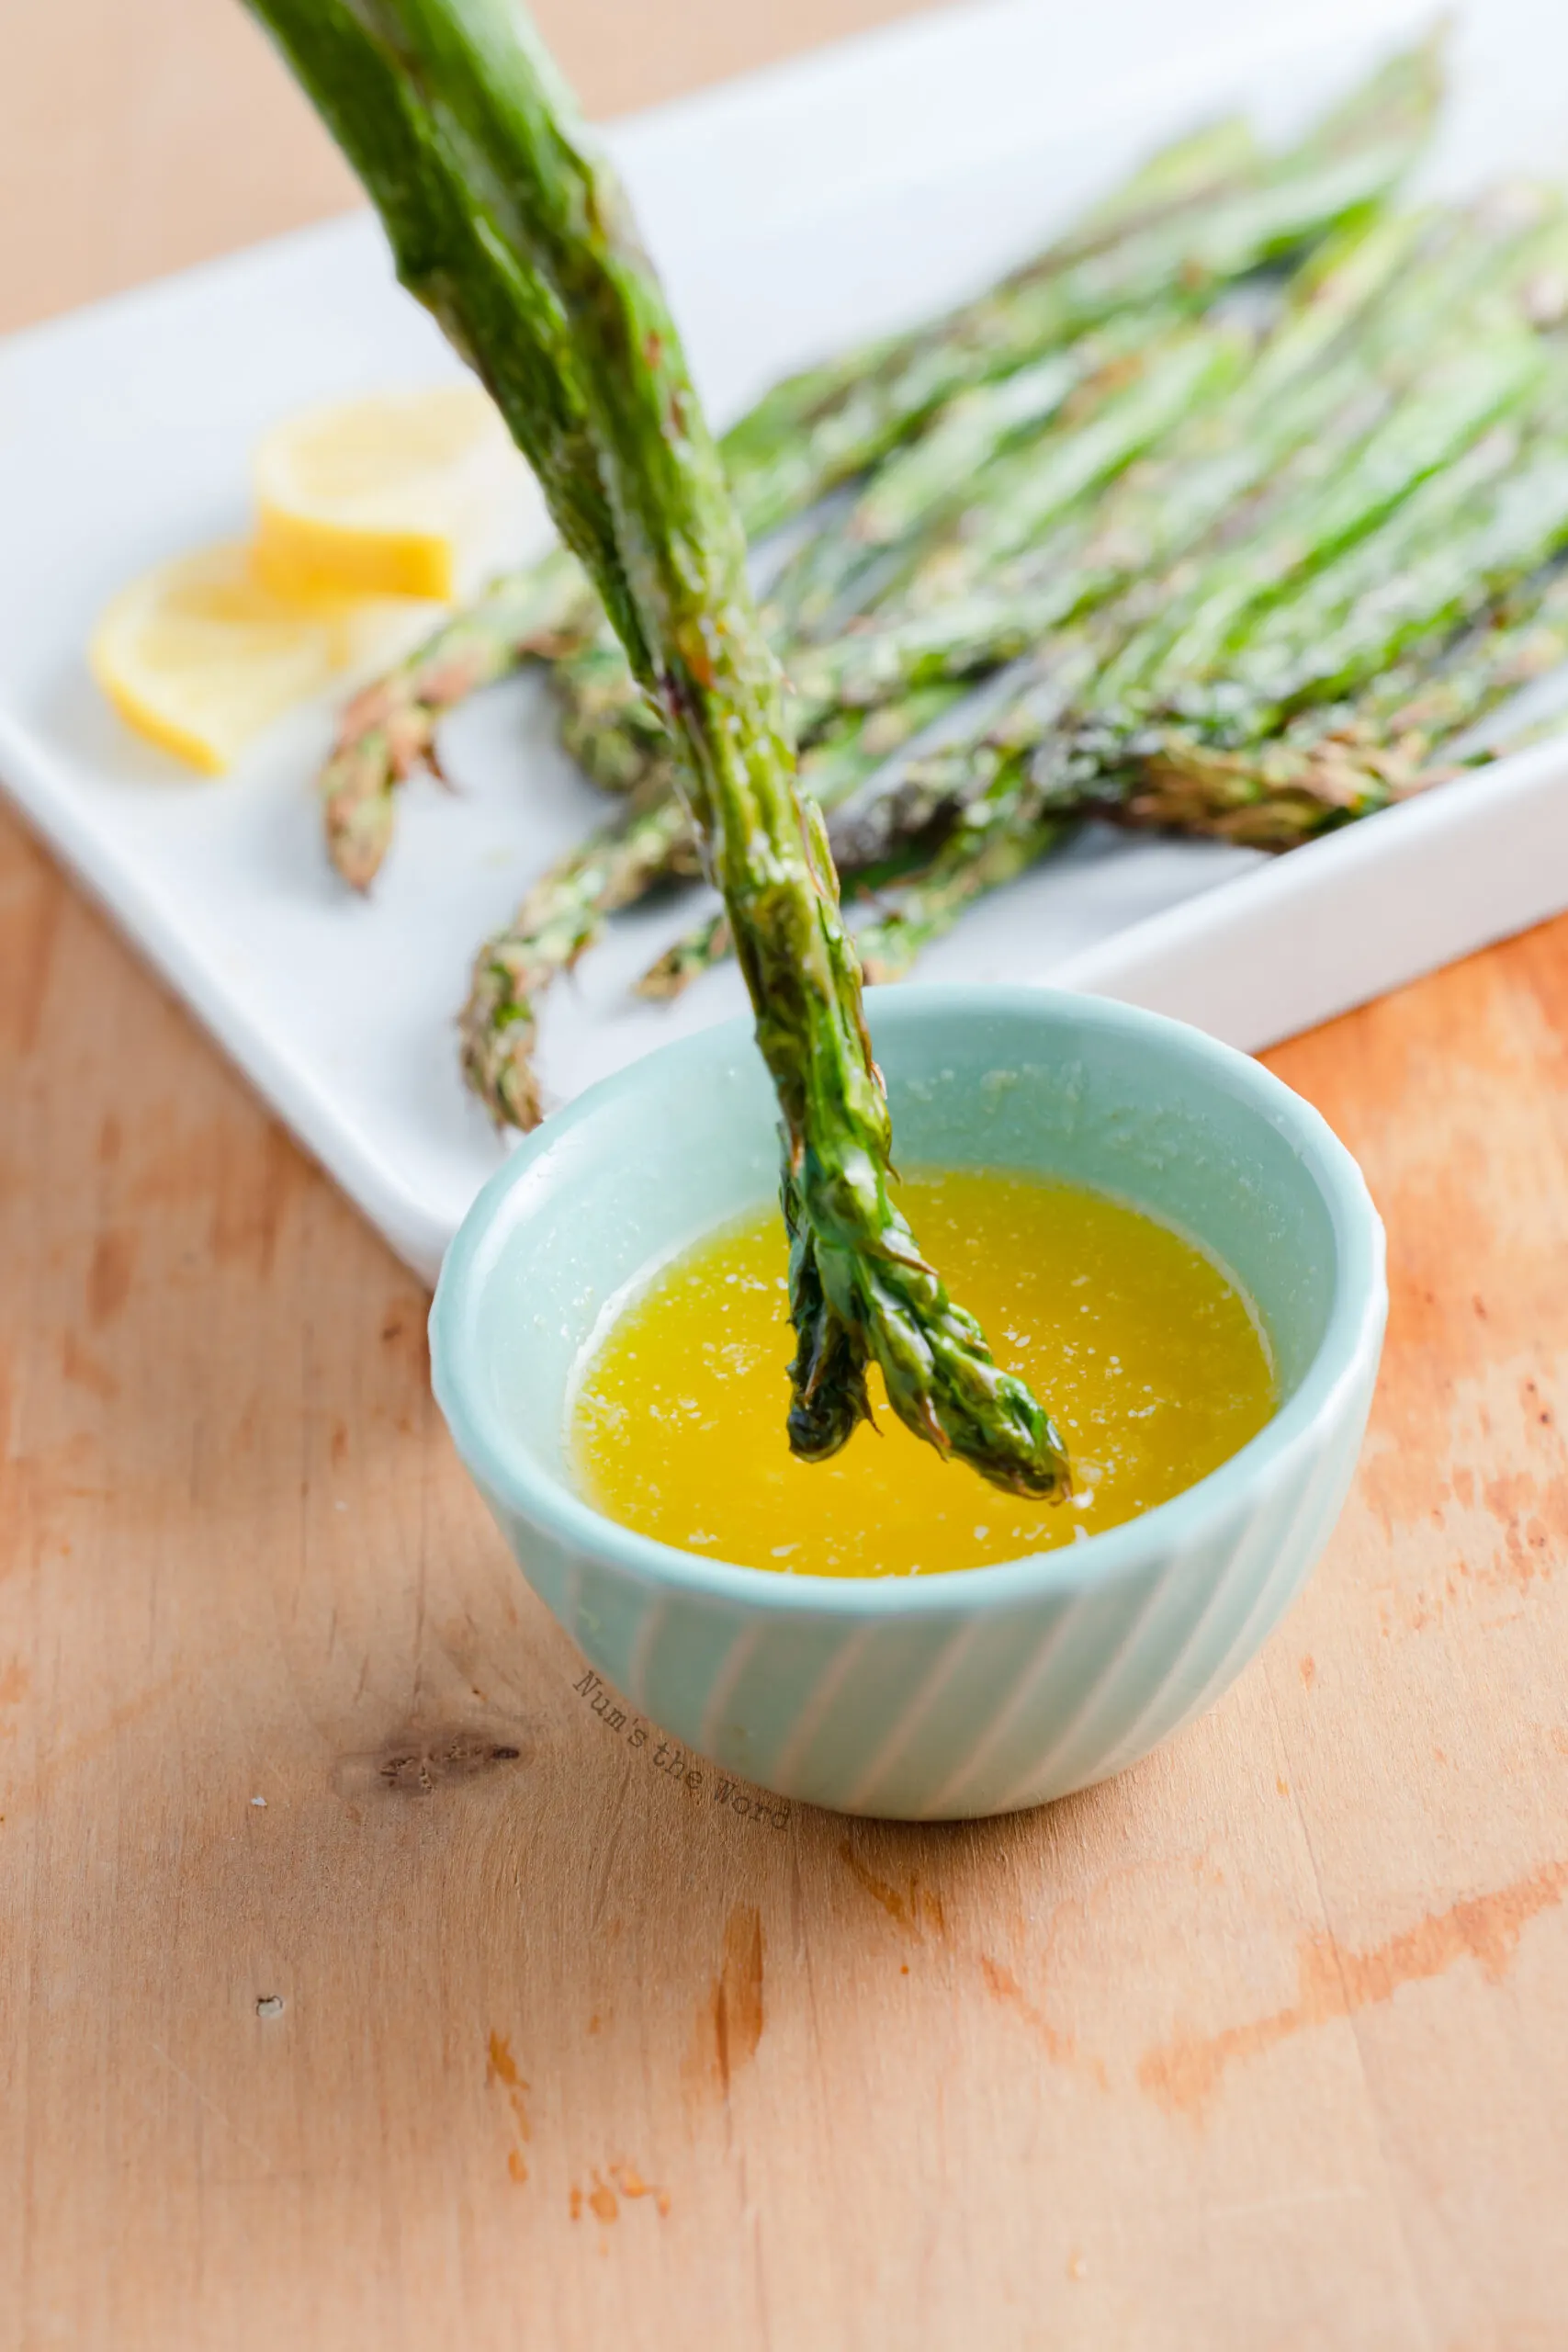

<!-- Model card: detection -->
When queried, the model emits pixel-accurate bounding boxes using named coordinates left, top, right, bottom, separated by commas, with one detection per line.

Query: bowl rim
left=430, top=985, right=1387, bottom=1618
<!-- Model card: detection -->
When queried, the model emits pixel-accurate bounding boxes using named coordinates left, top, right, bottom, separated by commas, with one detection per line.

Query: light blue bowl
left=431, top=987, right=1385, bottom=1820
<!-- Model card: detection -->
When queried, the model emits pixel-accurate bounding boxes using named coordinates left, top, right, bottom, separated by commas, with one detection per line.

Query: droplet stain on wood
left=588, top=2172, right=617, bottom=2222
left=838, top=1839, right=945, bottom=1938
left=487, top=2029, right=532, bottom=2182
left=570, top=2165, right=670, bottom=2219
left=1139, top=1858, right=1568, bottom=2117
left=711, top=1905, right=764, bottom=2095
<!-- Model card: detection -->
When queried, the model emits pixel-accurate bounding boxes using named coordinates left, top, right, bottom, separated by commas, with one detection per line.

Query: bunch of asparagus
left=310, top=30, right=1568, bottom=1158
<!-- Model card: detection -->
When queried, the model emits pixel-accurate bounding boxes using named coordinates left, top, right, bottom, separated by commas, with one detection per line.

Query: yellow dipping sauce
left=571, top=1170, right=1277, bottom=1578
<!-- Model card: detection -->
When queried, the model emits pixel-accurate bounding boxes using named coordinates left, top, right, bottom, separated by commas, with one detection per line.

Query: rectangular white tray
left=3, top=0, right=1567, bottom=1282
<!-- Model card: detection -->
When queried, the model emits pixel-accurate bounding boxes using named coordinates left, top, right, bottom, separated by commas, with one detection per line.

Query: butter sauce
left=572, top=1169, right=1277, bottom=1578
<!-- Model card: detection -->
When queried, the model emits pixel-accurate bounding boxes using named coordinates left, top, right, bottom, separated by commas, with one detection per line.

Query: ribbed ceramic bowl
left=431, top=987, right=1385, bottom=1820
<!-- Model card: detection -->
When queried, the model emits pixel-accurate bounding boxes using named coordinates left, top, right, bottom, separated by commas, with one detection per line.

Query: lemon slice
left=253, top=383, right=525, bottom=601
left=91, top=542, right=422, bottom=774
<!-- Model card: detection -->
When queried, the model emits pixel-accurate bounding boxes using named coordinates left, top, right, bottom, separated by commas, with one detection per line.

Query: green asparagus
left=253, top=0, right=1078, bottom=1490
left=288, top=17, right=1568, bottom=1212
left=321, top=546, right=593, bottom=886
left=460, top=792, right=696, bottom=1129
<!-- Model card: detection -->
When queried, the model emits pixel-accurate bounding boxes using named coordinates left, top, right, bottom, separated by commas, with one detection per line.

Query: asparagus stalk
left=637, top=652, right=1100, bottom=1002
left=635, top=905, right=732, bottom=1004
left=633, top=685, right=968, bottom=1001
left=552, top=625, right=676, bottom=797
left=256, top=0, right=1072, bottom=1491
left=321, top=546, right=593, bottom=886
left=1084, top=559, right=1568, bottom=842
left=460, top=793, right=695, bottom=1128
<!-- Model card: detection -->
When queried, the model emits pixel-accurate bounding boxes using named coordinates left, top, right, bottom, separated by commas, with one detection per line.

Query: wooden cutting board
left=4, top=5, right=1568, bottom=2346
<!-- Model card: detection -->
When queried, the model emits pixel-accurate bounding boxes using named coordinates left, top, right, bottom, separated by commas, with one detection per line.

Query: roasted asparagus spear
left=248, top=0, right=1068, bottom=1494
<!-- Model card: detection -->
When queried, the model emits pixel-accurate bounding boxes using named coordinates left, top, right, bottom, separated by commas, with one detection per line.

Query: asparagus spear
left=855, top=814, right=1076, bottom=984
left=321, top=547, right=594, bottom=887
left=1013, top=114, right=1264, bottom=268
left=553, top=625, right=676, bottom=797
left=460, top=793, right=695, bottom=1129
left=634, top=905, right=732, bottom=1004
left=253, top=0, right=1071, bottom=1492
left=633, top=685, right=970, bottom=1000
left=636, top=653, right=1096, bottom=1001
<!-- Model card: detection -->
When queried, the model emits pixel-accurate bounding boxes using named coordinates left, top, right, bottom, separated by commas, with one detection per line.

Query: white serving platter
left=3, top=0, right=1567, bottom=1282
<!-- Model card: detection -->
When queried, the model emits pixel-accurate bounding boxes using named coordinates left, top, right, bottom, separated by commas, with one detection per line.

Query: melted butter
left=571, top=1169, right=1277, bottom=1578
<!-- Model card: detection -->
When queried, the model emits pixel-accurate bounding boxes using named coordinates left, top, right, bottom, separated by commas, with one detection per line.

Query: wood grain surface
left=5, top=4, right=1568, bottom=2347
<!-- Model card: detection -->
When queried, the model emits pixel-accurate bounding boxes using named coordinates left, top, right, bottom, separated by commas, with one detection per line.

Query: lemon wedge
left=90, top=542, right=423, bottom=774
left=253, top=383, right=525, bottom=601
